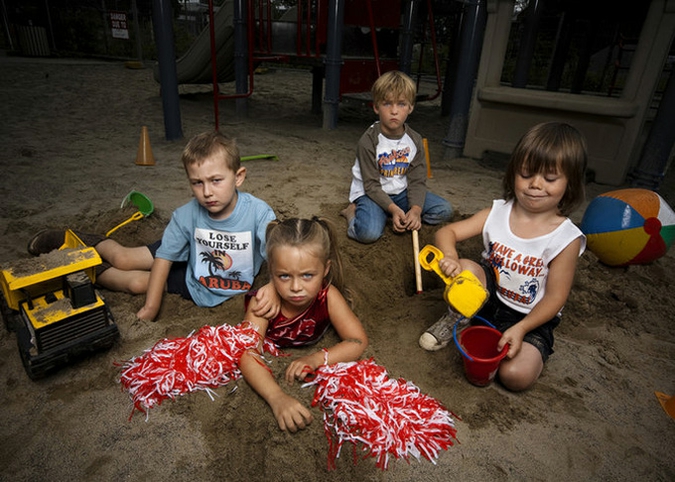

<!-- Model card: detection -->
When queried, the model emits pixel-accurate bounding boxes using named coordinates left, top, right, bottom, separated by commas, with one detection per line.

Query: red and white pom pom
left=304, top=358, right=459, bottom=470
left=118, top=322, right=281, bottom=419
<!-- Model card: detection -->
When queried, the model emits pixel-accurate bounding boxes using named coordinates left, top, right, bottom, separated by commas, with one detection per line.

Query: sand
left=0, top=52, right=674, bottom=481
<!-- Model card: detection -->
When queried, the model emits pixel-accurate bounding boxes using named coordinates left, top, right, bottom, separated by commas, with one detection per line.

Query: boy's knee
left=347, top=218, right=384, bottom=244
left=98, top=241, right=124, bottom=266
left=349, top=225, right=383, bottom=244
left=423, top=204, right=453, bottom=225
left=439, top=204, right=454, bottom=222
left=105, top=251, right=131, bottom=270
left=127, top=276, right=149, bottom=295
left=347, top=232, right=382, bottom=244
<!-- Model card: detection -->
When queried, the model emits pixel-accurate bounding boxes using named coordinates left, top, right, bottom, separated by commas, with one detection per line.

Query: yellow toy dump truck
left=0, top=230, right=118, bottom=379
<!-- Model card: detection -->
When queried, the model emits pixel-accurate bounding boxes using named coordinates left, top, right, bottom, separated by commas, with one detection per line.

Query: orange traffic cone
left=135, top=126, right=155, bottom=166
left=655, top=391, right=675, bottom=419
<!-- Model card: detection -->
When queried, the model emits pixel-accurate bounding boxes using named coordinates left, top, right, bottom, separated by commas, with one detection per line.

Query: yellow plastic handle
left=418, top=244, right=489, bottom=318
left=418, top=245, right=453, bottom=285
left=106, top=211, right=144, bottom=237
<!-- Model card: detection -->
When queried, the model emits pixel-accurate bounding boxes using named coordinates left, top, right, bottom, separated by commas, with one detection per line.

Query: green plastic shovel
left=106, top=191, right=154, bottom=236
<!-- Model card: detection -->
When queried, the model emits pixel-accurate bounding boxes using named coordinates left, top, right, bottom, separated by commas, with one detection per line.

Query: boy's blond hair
left=371, top=70, right=417, bottom=106
left=181, top=131, right=241, bottom=173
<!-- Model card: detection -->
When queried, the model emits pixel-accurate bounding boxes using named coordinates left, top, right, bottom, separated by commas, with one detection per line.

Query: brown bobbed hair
left=503, top=122, right=587, bottom=216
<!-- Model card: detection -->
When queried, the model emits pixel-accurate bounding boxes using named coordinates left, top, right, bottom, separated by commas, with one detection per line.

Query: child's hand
left=136, top=304, right=158, bottom=322
left=402, top=207, right=422, bottom=231
left=268, top=392, right=313, bottom=432
left=498, top=324, right=526, bottom=359
left=253, top=282, right=281, bottom=319
left=438, top=256, right=462, bottom=279
left=285, top=355, right=319, bottom=384
left=391, top=208, right=408, bottom=233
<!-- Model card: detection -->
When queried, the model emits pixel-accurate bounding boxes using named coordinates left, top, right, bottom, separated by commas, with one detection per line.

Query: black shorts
left=475, top=262, right=559, bottom=362
left=147, top=240, right=192, bottom=301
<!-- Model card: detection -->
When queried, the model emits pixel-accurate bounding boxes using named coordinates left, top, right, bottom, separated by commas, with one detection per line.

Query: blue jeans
left=347, top=190, right=453, bottom=244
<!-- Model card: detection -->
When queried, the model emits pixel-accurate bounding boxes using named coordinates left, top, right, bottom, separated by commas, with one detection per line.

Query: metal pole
left=442, top=0, right=486, bottom=159
left=234, top=0, right=248, bottom=116
left=1, top=0, right=14, bottom=51
left=44, top=0, right=56, bottom=51
left=208, top=0, right=220, bottom=129
left=100, top=0, right=111, bottom=55
left=131, top=0, right=143, bottom=62
left=152, top=0, right=183, bottom=140
left=323, top=0, right=345, bottom=130
left=441, top=3, right=463, bottom=116
left=546, top=11, right=571, bottom=92
left=631, top=65, right=675, bottom=191
left=511, top=0, right=544, bottom=88
left=311, top=66, right=324, bottom=115
left=399, top=0, right=417, bottom=75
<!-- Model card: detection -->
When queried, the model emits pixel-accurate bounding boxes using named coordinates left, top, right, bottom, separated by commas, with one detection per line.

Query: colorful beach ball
left=580, top=188, right=675, bottom=266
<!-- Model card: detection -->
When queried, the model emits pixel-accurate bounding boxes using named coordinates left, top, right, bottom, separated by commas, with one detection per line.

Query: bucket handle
left=452, top=315, right=498, bottom=363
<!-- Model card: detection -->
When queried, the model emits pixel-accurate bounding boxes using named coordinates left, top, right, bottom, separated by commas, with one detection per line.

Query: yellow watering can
left=106, top=191, right=154, bottom=236
left=418, top=244, right=488, bottom=318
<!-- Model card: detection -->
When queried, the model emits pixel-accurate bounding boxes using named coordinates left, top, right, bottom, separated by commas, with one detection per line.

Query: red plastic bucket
left=457, top=326, right=508, bottom=387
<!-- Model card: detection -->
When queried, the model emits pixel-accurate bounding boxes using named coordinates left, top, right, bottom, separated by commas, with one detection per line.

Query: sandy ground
left=0, top=52, right=674, bottom=481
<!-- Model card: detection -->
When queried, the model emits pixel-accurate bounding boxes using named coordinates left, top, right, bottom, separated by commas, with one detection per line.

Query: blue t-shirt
left=156, top=191, right=276, bottom=307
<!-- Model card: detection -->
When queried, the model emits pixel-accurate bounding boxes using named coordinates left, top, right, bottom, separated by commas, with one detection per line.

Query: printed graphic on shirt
left=378, top=146, right=411, bottom=177
left=486, top=241, right=544, bottom=306
left=193, top=228, right=254, bottom=292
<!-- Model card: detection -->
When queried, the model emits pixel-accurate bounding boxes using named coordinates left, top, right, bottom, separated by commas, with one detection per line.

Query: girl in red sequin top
left=240, top=217, right=368, bottom=432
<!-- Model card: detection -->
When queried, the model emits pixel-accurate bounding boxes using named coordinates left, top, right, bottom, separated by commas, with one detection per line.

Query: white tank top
left=482, top=199, right=586, bottom=314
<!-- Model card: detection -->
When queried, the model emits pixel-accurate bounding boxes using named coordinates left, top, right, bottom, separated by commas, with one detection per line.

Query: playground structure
left=159, top=0, right=674, bottom=188
left=170, top=2, right=235, bottom=85
left=151, top=1, right=442, bottom=124
left=2, top=0, right=674, bottom=188
left=461, top=0, right=675, bottom=186
left=194, top=0, right=444, bottom=131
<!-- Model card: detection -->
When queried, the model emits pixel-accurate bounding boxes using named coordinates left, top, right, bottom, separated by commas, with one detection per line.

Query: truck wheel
left=15, top=321, right=48, bottom=380
left=18, top=344, right=41, bottom=380
left=0, top=292, right=20, bottom=332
